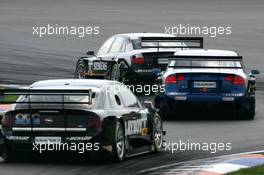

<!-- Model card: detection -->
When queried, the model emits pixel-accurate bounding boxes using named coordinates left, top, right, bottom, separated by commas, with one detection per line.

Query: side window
left=108, top=90, right=124, bottom=109
left=126, top=39, right=133, bottom=52
left=109, top=37, right=124, bottom=53
left=97, top=36, right=115, bottom=55
left=120, top=87, right=140, bottom=108
left=120, top=41, right=126, bottom=52
left=114, top=95, right=121, bottom=106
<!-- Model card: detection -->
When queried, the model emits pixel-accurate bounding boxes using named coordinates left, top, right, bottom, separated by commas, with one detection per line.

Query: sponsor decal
left=125, top=118, right=147, bottom=136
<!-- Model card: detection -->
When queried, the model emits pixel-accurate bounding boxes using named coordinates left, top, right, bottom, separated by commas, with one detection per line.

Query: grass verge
left=226, top=165, right=264, bottom=175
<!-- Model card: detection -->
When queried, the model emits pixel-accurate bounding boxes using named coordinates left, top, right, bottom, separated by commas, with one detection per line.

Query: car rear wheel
left=2, top=144, right=15, bottom=162
left=75, top=60, right=87, bottom=79
left=112, top=121, right=125, bottom=162
left=110, top=63, right=121, bottom=81
left=153, top=113, right=163, bottom=152
left=237, top=99, right=255, bottom=120
left=156, top=97, right=173, bottom=119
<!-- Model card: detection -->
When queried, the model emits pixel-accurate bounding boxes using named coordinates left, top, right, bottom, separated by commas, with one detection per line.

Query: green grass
left=0, top=88, right=19, bottom=103
left=2, top=95, right=19, bottom=102
left=226, top=165, right=264, bottom=175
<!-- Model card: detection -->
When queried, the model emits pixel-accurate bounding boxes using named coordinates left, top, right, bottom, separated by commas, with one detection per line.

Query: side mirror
left=144, top=101, right=155, bottom=111
left=251, top=70, right=260, bottom=75
left=86, top=51, right=95, bottom=56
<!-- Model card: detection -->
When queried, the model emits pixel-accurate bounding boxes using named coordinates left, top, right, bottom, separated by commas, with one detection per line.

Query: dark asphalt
left=0, top=0, right=264, bottom=174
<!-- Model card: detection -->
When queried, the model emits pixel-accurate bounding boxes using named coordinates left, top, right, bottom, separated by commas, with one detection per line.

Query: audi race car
left=74, top=33, right=203, bottom=84
left=0, top=79, right=164, bottom=162
left=155, top=49, right=260, bottom=119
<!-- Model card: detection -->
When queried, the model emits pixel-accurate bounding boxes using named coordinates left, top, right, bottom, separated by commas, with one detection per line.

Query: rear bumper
left=0, top=131, right=111, bottom=154
left=126, top=67, right=161, bottom=82
left=164, top=93, right=246, bottom=103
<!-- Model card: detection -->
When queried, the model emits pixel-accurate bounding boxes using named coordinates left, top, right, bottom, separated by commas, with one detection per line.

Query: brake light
left=165, top=74, right=185, bottom=84
left=131, top=54, right=145, bottom=64
left=177, top=74, right=185, bottom=81
left=233, top=76, right=245, bottom=85
left=224, top=75, right=245, bottom=85
left=1, top=114, right=13, bottom=128
left=87, top=115, right=101, bottom=129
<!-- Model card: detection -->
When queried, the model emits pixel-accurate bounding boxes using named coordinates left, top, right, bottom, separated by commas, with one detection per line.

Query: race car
left=74, top=33, right=203, bottom=84
left=154, top=49, right=260, bottom=119
left=0, top=79, right=164, bottom=162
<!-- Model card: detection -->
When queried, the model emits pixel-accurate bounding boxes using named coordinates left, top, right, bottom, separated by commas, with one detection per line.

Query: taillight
left=165, top=74, right=185, bottom=84
left=87, top=115, right=101, bottom=129
left=224, top=75, right=245, bottom=85
left=131, top=54, right=145, bottom=64
left=1, top=114, right=13, bottom=128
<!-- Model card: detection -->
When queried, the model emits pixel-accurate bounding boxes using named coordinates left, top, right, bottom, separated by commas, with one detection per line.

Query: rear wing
left=166, top=55, right=243, bottom=60
left=139, top=37, right=204, bottom=51
left=162, top=55, right=243, bottom=69
left=0, top=88, right=93, bottom=105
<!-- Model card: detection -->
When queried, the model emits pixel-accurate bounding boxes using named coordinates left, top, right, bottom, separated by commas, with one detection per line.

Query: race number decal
left=92, top=61, right=108, bottom=71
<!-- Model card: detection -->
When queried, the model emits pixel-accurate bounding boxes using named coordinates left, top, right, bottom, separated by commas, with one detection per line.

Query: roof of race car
left=174, top=49, right=239, bottom=56
left=30, top=79, right=121, bottom=90
left=116, top=33, right=174, bottom=40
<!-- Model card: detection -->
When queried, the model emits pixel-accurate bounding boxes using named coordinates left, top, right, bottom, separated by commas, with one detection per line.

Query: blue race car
left=155, top=49, right=260, bottom=119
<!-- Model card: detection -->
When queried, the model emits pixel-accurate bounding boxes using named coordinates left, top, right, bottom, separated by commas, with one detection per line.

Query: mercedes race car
left=0, top=79, right=164, bottom=162
left=74, top=33, right=203, bottom=84
left=155, top=49, right=260, bottom=119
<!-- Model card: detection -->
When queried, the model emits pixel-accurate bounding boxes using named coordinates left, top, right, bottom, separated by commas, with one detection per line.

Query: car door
left=91, top=36, right=116, bottom=74
left=118, top=86, right=149, bottom=138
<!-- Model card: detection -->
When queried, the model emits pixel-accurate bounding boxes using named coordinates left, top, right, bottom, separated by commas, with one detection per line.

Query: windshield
left=168, top=60, right=242, bottom=68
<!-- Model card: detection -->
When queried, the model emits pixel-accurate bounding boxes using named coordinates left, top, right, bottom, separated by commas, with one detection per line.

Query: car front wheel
left=75, top=60, right=87, bottom=79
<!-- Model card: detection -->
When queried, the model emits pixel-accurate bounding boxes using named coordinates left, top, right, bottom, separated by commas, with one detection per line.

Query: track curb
left=136, top=150, right=264, bottom=175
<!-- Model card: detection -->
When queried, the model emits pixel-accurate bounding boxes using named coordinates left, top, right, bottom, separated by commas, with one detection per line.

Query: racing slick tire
left=75, top=60, right=87, bottom=79
left=238, top=98, right=256, bottom=120
left=1, top=143, right=16, bottom=162
left=237, top=99, right=256, bottom=120
left=112, top=121, right=126, bottom=162
left=155, top=97, right=174, bottom=119
left=109, top=63, right=121, bottom=81
left=152, top=113, right=163, bottom=152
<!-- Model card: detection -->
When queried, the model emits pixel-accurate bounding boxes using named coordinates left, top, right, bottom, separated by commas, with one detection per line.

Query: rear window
left=168, top=60, right=242, bottom=68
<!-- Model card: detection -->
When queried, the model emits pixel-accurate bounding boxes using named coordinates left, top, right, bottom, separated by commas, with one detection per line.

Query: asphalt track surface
left=0, top=0, right=264, bottom=174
